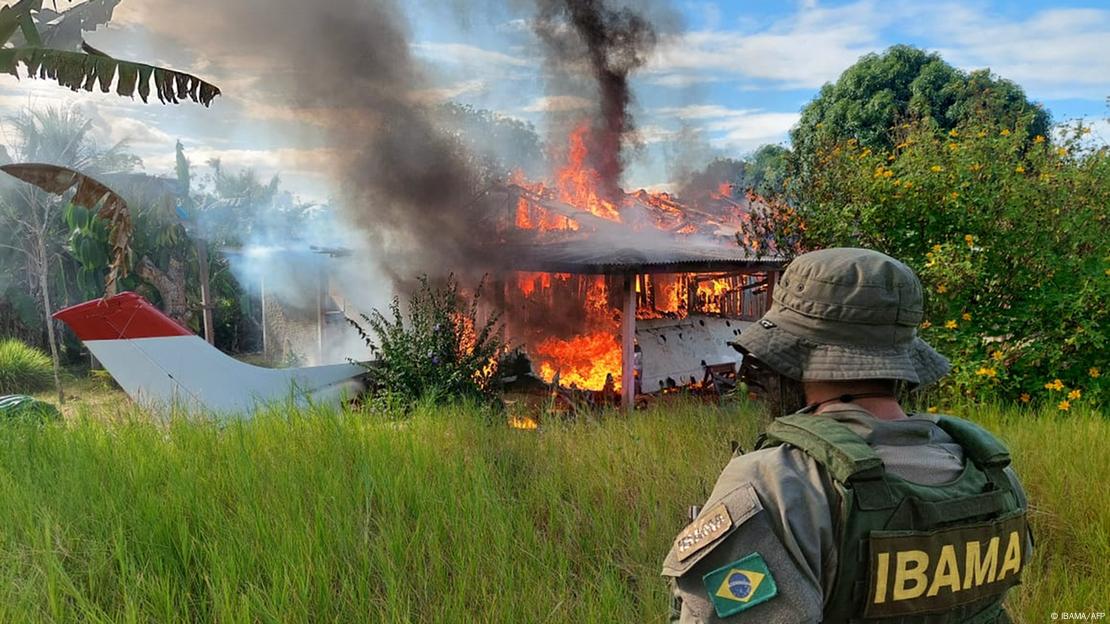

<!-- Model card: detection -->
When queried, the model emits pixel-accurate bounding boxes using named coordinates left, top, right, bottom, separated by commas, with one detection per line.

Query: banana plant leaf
left=0, top=162, right=133, bottom=294
left=9, top=0, right=122, bottom=50
left=0, top=45, right=220, bottom=105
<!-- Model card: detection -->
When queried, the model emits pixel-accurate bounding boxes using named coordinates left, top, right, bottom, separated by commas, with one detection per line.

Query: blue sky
left=2, top=0, right=1108, bottom=200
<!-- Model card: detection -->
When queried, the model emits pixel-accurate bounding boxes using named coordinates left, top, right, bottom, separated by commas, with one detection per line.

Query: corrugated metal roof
left=498, top=237, right=787, bottom=274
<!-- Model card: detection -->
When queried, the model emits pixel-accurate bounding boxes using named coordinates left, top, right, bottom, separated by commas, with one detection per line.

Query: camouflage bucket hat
left=733, top=248, right=950, bottom=387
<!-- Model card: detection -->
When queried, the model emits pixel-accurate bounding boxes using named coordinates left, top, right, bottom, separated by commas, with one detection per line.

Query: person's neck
left=803, top=381, right=907, bottom=421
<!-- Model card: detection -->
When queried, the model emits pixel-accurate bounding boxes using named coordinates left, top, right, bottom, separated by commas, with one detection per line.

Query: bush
left=0, top=339, right=53, bottom=395
left=745, top=119, right=1109, bottom=407
left=349, top=275, right=507, bottom=408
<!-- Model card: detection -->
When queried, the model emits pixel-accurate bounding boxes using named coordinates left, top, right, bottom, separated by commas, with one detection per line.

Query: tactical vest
left=758, top=414, right=1027, bottom=624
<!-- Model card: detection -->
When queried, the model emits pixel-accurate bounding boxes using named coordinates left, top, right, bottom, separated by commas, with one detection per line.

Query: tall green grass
left=0, top=399, right=1102, bottom=622
left=0, top=339, right=53, bottom=395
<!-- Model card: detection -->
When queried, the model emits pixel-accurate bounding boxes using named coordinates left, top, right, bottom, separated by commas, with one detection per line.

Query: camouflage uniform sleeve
left=661, top=446, right=834, bottom=623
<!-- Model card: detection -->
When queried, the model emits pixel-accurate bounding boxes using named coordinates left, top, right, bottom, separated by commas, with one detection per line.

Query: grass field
left=3, top=385, right=1107, bottom=622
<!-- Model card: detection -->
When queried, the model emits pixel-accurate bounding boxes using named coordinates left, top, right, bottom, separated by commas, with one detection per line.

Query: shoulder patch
left=703, top=552, right=778, bottom=618
left=662, top=482, right=764, bottom=578
left=674, top=502, right=732, bottom=561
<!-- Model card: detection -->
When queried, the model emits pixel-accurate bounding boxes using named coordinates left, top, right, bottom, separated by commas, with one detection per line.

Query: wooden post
left=196, top=239, right=215, bottom=345
left=621, top=273, right=636, bottom=410
left=316, top=257, right=326, bottom=364
left=260, top=274, right=268, bottom=357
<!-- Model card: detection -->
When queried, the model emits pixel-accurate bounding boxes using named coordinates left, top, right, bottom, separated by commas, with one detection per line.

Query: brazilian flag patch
left=702, top=552, right=778, bottom=618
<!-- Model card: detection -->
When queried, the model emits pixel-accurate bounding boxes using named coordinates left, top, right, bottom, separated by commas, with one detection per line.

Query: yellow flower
left=931, top=244, right=943, bottom=253
left=1033, top=135, right=1045, bottom=144
left=1044, top=379, right=1065, bottom=391
left=861, top=148, right=872, bottom=157
left=991, top=350, right=1005, bottom=362
left=962, top=312, right=972, bottom=321
left=950, top=191, right=959, bottom=200
left=949, top=129, right=959, bottom=137
left=970, top=163, right=983, bottom=172
left=927, top=406, right=939, bottom=414
left=948, top=142, right=959, bottom=150
left=1014, top=165, right=1025, bottom=174
left=1091, top=367, right=1101, bottom=379
left=892, top=179, right=902, bottom=186
left=1020, top=393, right=1031, bottom=403
left=1057, top=147, right=1068, bottom=157
left=903, top=181, right=913, bottom=189
left=975, top=367, right=997, bottom=378
left=1000, top=128, right=1011, bottom=136
left=1068, top=389, right=1082, bottom=400
left=937, top=284, right=948, bottom=294
left=1058, top=399, right=1070, bottom=411
left=930, top=165, right=944, bottom=173
left=945, top=319, right=958, bottom=330
left=977, top=130, right=987, bottom=138
left=884, top=169, right=893, bottom=178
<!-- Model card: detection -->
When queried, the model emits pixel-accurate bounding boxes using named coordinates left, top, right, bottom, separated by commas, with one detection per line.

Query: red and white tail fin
left=54, top=293, right=365, bottom=415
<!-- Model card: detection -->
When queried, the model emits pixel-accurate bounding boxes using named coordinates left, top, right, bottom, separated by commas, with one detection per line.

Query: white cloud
left=142, top=147, right=338, bottom=176
left=521, top=95, right=592, bottom=113
left=632, top=124, right=677, bottom=144
left=647, top=0, right=888, bottom=89
left=907, top=6, right=1110, bottom=100
left=653, top=104, right=799, bottom=152
left=411, top=42, right=535, bottom=68
left=101, top=117, right=175, bottom=148
left=645, top=73, right=722, bottom=88
left=658, top=105, right=759, bottom=120
left=411, top=79, right=489, bottom=104
left=709, top=112, right=800, bottom=148
left=646, top=1, right=1110, bottom=102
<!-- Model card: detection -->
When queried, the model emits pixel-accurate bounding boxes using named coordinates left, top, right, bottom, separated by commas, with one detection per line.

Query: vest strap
left=935, top=416, right=1011, bottom=467
left=763, top=415, right=884, bottom=483
left=889, top=490, right=1016, bottom=529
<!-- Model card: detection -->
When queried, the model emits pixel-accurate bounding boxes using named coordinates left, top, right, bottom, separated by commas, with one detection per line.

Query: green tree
left=745, top=118, right=1109, bottom=406
left=744, top=144, right=790, bottom=196
left=0, top=106, right=137, bottom=402
left=791, top=45, right=1050, bottom=178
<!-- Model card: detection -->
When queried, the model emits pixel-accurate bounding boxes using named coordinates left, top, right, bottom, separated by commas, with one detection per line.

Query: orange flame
left=556, top=123, right=622, bottom=223
left=697, top=279, right=731, bottom=314
left=535, top=331, right=622, bottom=391
left=508, top=415, right=539, bottom=430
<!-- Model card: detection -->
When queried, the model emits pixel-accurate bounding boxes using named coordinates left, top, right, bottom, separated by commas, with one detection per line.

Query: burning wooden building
left=478, top=126, right=787, bottom=407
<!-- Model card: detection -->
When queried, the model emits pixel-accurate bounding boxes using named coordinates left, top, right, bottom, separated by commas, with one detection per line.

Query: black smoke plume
left=533, top=0, right=658, bottom=200
left=135, top=0, right=494, bottom=282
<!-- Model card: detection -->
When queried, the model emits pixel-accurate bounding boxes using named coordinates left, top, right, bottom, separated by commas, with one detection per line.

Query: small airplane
left=53, top=292, right=367, bottom=415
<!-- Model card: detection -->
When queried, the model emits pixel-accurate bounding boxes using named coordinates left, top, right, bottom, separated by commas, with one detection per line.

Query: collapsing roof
left=500, top=238, right=786, bottom=274
left=488, top=185, right=788, bottom=275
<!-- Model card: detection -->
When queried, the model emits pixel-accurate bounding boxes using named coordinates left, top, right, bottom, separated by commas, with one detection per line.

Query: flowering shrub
left=349, top=275, right=507, bottom=408
left=746, top=119, right=1109, bottom=407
